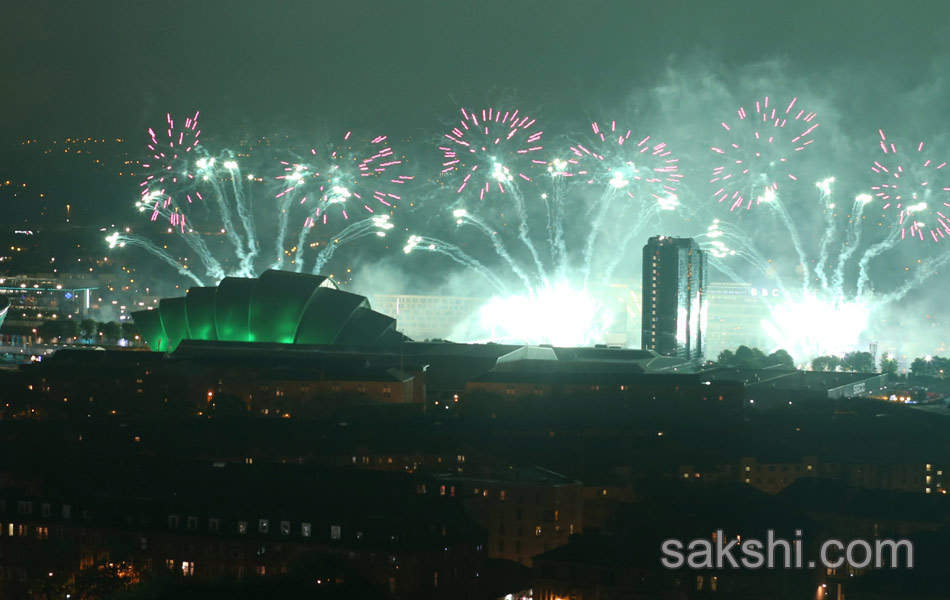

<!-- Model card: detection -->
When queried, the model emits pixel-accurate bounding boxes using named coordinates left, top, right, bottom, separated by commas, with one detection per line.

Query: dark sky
left=2, top=0, right=949, bottom=356
left=3, top=0, right=949, bottom=141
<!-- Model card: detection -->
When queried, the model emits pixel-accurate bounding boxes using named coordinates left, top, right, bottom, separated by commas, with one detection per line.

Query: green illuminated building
left=0, top=296, right=8, bottom=331
left=131, top=270, right=406, bottom=352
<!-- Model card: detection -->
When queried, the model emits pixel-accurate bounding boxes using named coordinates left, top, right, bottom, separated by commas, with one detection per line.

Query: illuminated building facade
left=371, top=294, right=487, bottom=341
left=704, top=282, right=776, bottom=357
left=0, top=274, right=96, bottom=330
left=641, top=236, right=707, bottom=361
left=0, top=296, right=8, bottom=331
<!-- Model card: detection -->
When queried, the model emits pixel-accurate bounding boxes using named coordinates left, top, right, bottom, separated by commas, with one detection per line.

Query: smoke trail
left=831, top=195, right=871, bottom=294
left=111, top=234, right=204, bottom=285
left=225, top=164, right=260, bottom=275
left=507, top=183, right=549, bottom=284
left=581, top=186, right=623, bottom=289
left=814, top=178, right=836, bottom=292
left=764, top=187, right=812, bottom=294
left=876, top=251, right=950, bottom=305
left=856, top=227, right=901, bottom=297
left=404, top=235, right=510, bottom=294
left=454, top=209, right=536, bottom=290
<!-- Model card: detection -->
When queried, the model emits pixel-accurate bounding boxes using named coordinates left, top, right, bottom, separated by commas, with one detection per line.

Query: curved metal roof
left=0, top=296, right=9, bottom=331
left=131, top=270, right=404, bottom=352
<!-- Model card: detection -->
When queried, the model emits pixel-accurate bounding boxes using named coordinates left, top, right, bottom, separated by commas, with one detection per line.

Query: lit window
left=238, top=521, right=247, bottom=534
left=280, top=521, right=290, bottom=535
left=182, top=561, right=194, bottom=576
left=302, top=523, right=311, bottom=537
left=258, top=519, right=269, bottom=533
left=331, top=525, right=341, bottom=540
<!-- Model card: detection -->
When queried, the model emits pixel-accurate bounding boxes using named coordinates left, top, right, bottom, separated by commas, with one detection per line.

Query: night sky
left=2, top=0, right=950, bottom=359
left=3, top=0, right=949, bottom=140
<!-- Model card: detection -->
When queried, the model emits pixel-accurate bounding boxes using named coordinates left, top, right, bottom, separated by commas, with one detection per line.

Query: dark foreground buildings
left=0, top=270, right=946, bottom=599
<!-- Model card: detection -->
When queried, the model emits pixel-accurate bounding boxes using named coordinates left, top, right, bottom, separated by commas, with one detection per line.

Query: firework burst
left=275, top=132, right=412, bottom=226
left=870, top=130, right=950, bottom=242
left=439, top=107, right=544, bottom=200
left=710, top=96, right=818, bottom=211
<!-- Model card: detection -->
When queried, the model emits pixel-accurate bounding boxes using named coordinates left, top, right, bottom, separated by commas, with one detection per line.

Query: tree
left=841, top=351, right=875, bottom=372
left=880, top=354, right=899, bottom=375
left=715, top=346, right=795, bottom=370
left=716, top=349, right=735, bottom=366
left=121, top=321, right=139, bottom=344
left=810, top=355, right=841, bottom=372
left=734, top=345, right=767, bottom=370
left=99, top=321, right=122, bottom=345
left=61, top=319, right=80, bottom=341
left=766, top=349, right=795, bottom=369
left=38, top=319, right=64, bottom=342
left=910, top=355, right=950, bottom=378
left=79, top=318, right=97, bottom=342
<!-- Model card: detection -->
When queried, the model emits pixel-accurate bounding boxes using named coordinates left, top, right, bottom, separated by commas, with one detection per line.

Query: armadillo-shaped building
left=131, top=270, right=404, bottom=352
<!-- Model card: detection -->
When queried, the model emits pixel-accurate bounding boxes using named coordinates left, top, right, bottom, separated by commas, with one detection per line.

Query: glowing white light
left=491, top=162, right=512, bottom=182
left=223, top=160, right=238, bottom=170
left=762, top=295, right=870, bottom=365
left=609, top=172, right=629, bottom=189
left=548, top=158, right=568, bottom=175
left=105, top=232, right=125, bottom=248
left=816, top=176, right=835, bottom=196
left=462, top=282, right=613, bottom=347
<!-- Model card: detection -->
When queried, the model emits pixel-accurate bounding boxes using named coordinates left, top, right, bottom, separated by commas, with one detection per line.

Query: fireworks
left=275, top=132, right=412, bottom=226
left=109, top=102, right=949, bottom=360
left=568, top=120, right=681, bottom=208
left=139, top=111, right=202, bottom=229
left=870, top=130, right=950, bottom=242
left=439, top=107, right=544, bottom=200
left=117, top=113, right=405, bottom=285
left=403, top=112, right=687, bottom=346
left=710, top=96, right=818, bottom=211
left=762, top=295, right=871, bottom=364
left=271, top=131, right=412, bottom=272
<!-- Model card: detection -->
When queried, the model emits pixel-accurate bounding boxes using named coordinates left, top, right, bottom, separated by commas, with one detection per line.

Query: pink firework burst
left=274, top=131, right=413, bottom=227
left=138, top=111, right=203, bottom=231
left=567, top=120, right=681, bottom=203
left=439, top=107, right=544, bottom=201
left=870, top=130, right=950, bottom=242
left=710, top=96, right=818, bottom=211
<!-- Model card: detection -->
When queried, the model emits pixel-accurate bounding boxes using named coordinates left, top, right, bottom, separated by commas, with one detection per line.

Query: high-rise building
left=641, top=236, right=707, bottom=361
